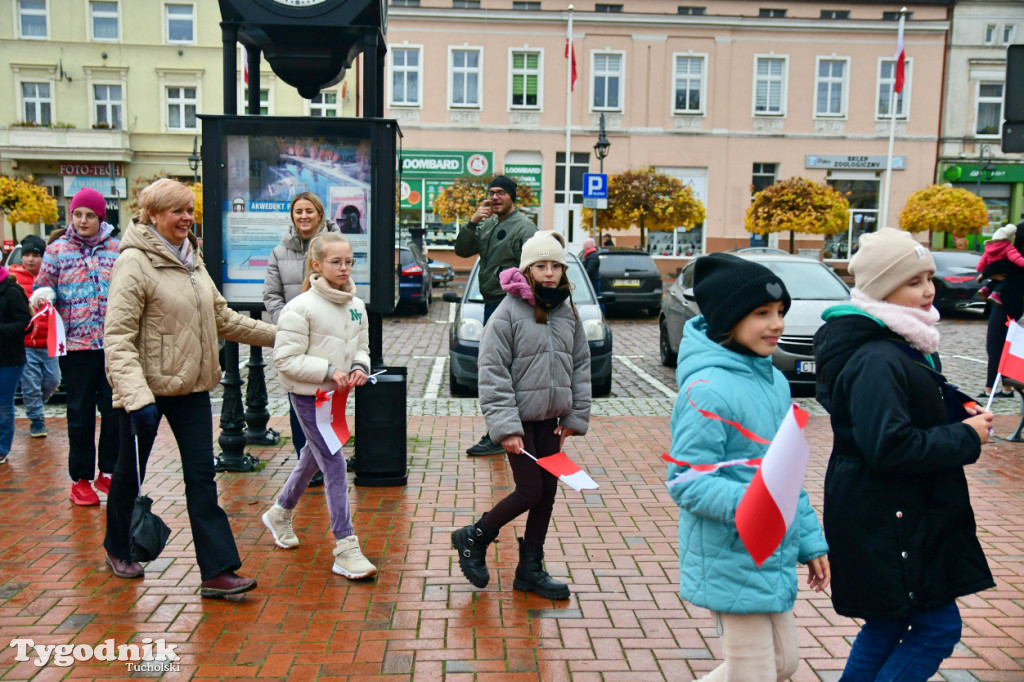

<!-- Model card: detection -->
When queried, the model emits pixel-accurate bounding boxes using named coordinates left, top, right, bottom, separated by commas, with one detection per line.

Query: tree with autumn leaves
left=899, top=184, right=987, bottom=237
left=432, top=174, right=538, bottom=225
left=745, top=177, right=850, bottom=253
left=0, top=175, right=59, bottom=252
left=580, top=168, right=705, bottom=249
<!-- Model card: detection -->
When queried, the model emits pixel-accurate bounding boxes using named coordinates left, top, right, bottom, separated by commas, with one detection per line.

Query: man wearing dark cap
left=10, top=234, right=61, bottom=438
left=454, top=174, right=538, bottom=456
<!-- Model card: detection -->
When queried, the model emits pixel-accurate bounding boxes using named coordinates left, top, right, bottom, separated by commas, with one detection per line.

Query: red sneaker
left=70, top=480, right=100, bottom=506
left=94, top=474, right=112, bottom=495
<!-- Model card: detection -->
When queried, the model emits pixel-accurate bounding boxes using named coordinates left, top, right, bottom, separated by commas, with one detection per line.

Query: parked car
left=4, top=244, right=22, bottom=267
left=932, top=250, right=986, bottom=313
left=427, top=257, right=455, bottom=287
left=659, top=253, right=850, bottom=390
left=443, top=253, right=613, bottom=396
left=395, top=243, right=432, bottom=314
left=595, top=248, right=663, bottom=316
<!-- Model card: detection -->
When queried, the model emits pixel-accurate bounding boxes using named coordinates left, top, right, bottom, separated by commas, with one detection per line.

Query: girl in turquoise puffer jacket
left=666, top=253, right=829, bottom=681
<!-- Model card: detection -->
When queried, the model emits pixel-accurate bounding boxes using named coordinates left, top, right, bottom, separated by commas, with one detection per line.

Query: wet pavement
left=3, top=302, right=1023, bottom=680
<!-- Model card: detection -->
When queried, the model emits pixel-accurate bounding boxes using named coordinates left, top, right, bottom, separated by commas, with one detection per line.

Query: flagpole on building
left=881, top=7, right=906, bottom=228
left=564, top=5, right=574, bottom=239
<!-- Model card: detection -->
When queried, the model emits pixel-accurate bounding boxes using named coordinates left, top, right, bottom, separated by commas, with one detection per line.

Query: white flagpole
left=564, top=5, right=574, bottom=240
left=881, top=9, right=905, bottom=228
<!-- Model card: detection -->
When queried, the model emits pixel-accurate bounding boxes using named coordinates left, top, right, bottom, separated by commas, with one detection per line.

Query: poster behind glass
left=222, top=134, right=372, bottom=304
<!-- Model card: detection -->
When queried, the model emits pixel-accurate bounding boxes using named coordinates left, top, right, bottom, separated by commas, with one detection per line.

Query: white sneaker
left=332, top=535, right=377, bottom=579
left=262, top=502, right=299, bottom=549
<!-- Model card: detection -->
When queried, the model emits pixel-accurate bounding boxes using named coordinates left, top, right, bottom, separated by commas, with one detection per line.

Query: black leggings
left=986, top=302, right=1008, bottom=389
left=481, top=418, right=561, bottom=545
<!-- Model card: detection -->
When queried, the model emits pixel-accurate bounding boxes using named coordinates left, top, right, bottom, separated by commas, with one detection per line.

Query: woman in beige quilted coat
left=102, top=179, right=277, bottom=599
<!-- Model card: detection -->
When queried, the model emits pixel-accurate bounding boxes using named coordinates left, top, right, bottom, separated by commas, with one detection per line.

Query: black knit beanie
left=20, top=234, right=46, bottom=256
left=488, top=175, right=517, bottom=204
left=694, top=253, right=791, bottom=340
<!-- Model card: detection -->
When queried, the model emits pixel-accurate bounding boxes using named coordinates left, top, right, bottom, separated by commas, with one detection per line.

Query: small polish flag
left=314, top=387, right=350, bottom=455
left=30, top=302, right=66, bottom=357
left=735, top=405, right=811, bottom=567
left=530, top=450, right=598, bottom=492
left=894, top=12, right=906, bottom=94
left=999, top=319, right=1024, bottom=384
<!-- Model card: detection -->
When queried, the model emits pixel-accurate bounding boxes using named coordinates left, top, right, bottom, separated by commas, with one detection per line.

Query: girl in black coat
left=814, top=228, right=995, bottom=680
left=0, top=264, right=31, bottom=463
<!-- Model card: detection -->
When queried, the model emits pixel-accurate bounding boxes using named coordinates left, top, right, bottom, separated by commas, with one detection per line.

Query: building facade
left=386, top=0, right=952, bottom=269
left=0, top=0, right=357, bottom=244
left=938, top=0, right=1023, bottom=248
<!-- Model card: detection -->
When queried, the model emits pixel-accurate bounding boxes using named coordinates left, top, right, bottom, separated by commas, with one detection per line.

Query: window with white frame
left=815, top=58, right=847, bottom=117
left=310, top=91, right=338, bottom=117
left=450, top=48, right=481, bottom=108
left=752, top=163, right=778, bottom=195
left=876, top=58, right=911, bottom=118
left=985, top=24, right=998, bottom=44
left=513, top=1, right=540, bottom=9
left=21, top=82, right=51, bottom=124
left=166, top=86, right=197, bottom=129
left=391, top=47, right=421, bottom=106
left=592, top=52, right=623, bottom=111
left=166, top=4, right=194, bottom=43
left=19, top=0, right=47, bottom=38
left=94, top=84, right=122, bottom=128
left=90, top=1, right=118, bottom=40
left=673, top=54, right=704, bottom=114
left=976, top=82, right=1004, bottom=136
left=510, top=50, right=541, bottom=109
left=754, top=56, right=786, bottom=115
left=1003, top=25, right=1016, bottom=44
left=242, top=88, right=269, bottom=115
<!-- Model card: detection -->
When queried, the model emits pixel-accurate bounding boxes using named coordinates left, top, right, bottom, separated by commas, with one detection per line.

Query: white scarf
left=849, top=288, right=941, bottom=354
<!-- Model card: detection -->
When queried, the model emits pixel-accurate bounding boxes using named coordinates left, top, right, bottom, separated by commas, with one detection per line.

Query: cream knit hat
left=519, top=230, right=567, bottom=270
left=849, top=227, right=935, bottom=300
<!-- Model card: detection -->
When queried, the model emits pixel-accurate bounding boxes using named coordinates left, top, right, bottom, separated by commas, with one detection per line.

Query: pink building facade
left=386, top=0, right=952, bottom=270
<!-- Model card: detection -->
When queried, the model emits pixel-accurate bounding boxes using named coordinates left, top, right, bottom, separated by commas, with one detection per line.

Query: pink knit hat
left=69, top=187, right=106, bottom=222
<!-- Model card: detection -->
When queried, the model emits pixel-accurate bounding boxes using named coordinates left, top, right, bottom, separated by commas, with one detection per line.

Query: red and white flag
left=565, top=28, right=577, bottom=92
left=534, top=451, right=598, bottom=492
left=662, top=453, right=763, bottom=488
left=314, top=387, right=350, bottom=455
left=242, top=46, right=249, bottom=85
left=894, top=13, right=906, bottom=94
left=735, top=405, right=811, bottom=567
left=28, top=302, right=66, bottom=357
left=999, top=319, right=1024, bottom=384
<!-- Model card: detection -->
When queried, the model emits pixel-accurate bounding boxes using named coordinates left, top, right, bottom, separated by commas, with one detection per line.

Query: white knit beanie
left=992, top=223, right=1018, bottom=241
left=519, top=230, right=567, bottom=270
left=848, top=227, right=935, bottom=300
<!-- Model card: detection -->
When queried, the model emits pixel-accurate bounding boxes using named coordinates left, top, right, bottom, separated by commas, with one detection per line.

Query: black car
left=932, top=250, right=985, bottom=313
left=595, top=248, right=662, bottom=316
left=395, top=243, right=433, bottom=314
left=442, top=253, right=613, bottom=396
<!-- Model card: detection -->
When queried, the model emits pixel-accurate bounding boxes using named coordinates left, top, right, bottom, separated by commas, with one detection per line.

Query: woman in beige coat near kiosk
left=103, top=179, right=277, bottom=598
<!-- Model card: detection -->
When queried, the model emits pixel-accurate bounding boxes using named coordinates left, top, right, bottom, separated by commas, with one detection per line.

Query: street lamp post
left=188, top=136, right=200, bottom=184
left=977, top=144, right=994, bottom=197
left=592, top=113, right=611, bottom=242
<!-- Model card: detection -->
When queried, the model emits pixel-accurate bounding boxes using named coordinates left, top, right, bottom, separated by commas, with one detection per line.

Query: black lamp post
left=592, top=113, right=611, bottom=241
left=188, top=135, right=200, bottom=184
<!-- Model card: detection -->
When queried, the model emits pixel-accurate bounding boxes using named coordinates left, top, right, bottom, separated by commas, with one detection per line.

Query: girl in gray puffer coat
left=451, top=231, right=591, bottom=600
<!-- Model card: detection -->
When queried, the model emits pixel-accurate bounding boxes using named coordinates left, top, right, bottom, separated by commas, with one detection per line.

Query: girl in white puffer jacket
left=263, top=233, right=377, bottom=580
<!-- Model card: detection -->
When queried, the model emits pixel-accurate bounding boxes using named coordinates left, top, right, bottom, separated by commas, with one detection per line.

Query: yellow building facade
left=0, top=0, right=358, bottom=245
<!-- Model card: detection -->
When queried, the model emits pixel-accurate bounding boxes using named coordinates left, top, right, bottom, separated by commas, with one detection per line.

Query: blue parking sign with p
left=583, top=173, right=607, bottom=199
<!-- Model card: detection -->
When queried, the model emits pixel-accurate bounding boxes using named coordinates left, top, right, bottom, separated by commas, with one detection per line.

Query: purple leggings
left=276, top=393, right=353, bottom=539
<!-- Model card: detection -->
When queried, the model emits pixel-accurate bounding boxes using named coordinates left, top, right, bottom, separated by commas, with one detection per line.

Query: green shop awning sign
left=400, top=150, right=494, bottom=209
left=502, top=164, right=542, bottom=196
left=943, top=163, right=1024, bottom=184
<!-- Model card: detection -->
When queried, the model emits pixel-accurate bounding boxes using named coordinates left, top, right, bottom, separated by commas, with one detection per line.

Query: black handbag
left=128, top=434, right=170, bottom=563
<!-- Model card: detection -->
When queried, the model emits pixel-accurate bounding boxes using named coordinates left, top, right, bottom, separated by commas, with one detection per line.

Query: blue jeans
left=19, top=347, right=60, bottom=424
left=0, top=365, right=25, bottom=455
left=841, top=601, right=962, bottom=681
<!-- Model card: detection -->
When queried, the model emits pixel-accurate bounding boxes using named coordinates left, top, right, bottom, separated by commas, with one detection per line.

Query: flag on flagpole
left=242, top=46, right=249, bottom=85
left=314, top=387, right=351, bottom=455
left=734, top=405, right=811, bottom=567
left=894, top=12, right=906, bottom=94
left=999, top=319, right=1024, bottom=384
left=565, top=26, right=577, bottom=92
left=532, top=451, right=598, bottom=491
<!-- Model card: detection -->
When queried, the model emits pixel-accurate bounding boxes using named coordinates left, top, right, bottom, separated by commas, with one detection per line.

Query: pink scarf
left=849, top=288, right=941, bottom=354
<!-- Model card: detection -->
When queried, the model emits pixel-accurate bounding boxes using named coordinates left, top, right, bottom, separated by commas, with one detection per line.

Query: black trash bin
left=353, top=367, right=408, bottom=487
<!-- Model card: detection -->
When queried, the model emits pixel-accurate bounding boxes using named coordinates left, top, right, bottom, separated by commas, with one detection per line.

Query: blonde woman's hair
left=138, top=178, right=194, bottom=225
left=302, top=232, right=351, bottom=291
left=290, top=192, right=326, bottom=232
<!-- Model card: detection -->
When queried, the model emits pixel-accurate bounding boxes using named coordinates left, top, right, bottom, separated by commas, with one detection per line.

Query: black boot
left=513, top=537, right=570, bottom=600
left=451, top=517, right=498, bottom=588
